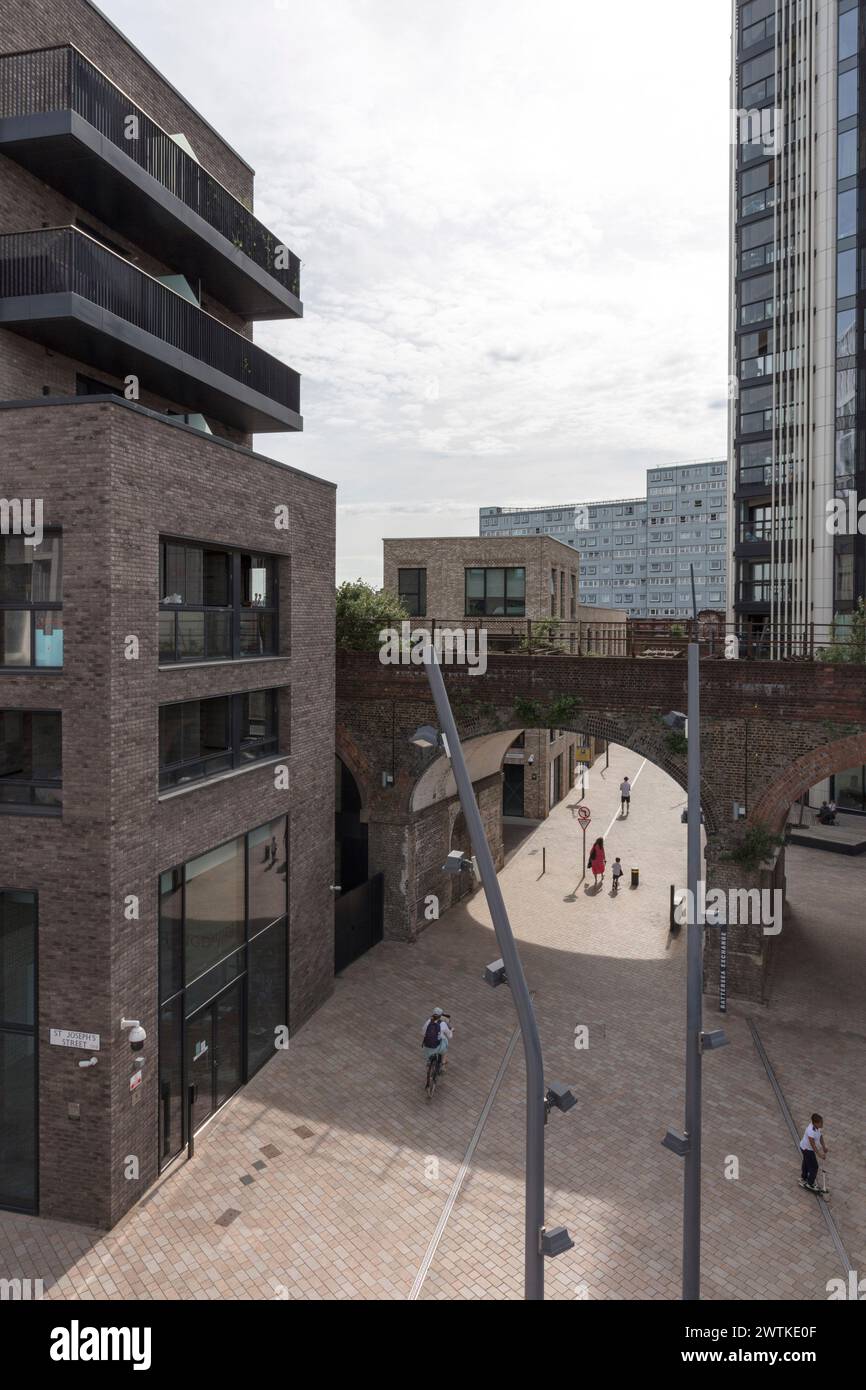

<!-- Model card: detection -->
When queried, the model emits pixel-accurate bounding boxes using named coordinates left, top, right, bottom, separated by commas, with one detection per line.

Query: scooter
left=798, top=1165, right=830, bottom=1200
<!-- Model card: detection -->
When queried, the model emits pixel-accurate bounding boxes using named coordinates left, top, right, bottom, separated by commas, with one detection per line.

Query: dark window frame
left=0, top=530, right=63, bottom=671
left=159, top=538, right=279, bottom=665
left=157, top=817, right=289, bottom=1169
left=464, top=566, right=526, bottom=617
left=0, top=709, right=62, bottom=816
left=0, top=888, right=38, bottom=1214
left=159, top=689, right=280, bottom=791
left=397, top=568, right=427, bottom=617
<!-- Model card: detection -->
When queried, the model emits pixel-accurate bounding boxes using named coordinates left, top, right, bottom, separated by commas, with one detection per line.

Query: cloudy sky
left=99, top=0, right=732, bottom=583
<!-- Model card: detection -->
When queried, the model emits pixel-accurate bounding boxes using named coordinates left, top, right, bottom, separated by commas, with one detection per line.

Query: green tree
left=817, top=598, right=866, bottom=664
left=724, top=822, right=785, bottom=873
left=335, top=580, right=408, bottom=652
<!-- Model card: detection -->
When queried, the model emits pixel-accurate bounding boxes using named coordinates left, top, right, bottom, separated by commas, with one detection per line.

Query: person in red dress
left=588, top=836, right=606, bottom=887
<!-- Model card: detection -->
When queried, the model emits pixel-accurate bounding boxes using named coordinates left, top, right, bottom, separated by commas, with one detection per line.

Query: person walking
left=799, top=1112, right=828, bottom=1192
left=588, top=836, right=606, bottom=888
left=611, top=857, right=623, bottom=894
left=619, top=775, right=632, bottom=816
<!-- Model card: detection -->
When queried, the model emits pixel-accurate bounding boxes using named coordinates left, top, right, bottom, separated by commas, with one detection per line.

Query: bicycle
left=425, top=1051, right=443, bottom=1100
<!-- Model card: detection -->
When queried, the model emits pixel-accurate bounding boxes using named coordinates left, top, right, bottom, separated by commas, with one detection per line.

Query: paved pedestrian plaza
left=2, top=747, right=863, bottom=1300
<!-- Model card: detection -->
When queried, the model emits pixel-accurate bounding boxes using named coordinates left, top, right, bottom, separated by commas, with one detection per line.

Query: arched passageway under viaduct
left=337, top=652, right=866, bottom=1001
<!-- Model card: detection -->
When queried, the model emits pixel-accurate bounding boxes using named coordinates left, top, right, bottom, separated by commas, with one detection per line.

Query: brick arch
left=490, top=706, right=724, bottom=836
left=411, top=701, right=724, bottom=837
left=335, top=723, right=374, bottom=818
left=749, top=730, right=866, bottom=834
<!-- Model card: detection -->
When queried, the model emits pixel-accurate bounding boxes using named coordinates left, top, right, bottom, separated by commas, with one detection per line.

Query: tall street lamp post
left=662, top=571, right=728, bottom=1299
left=682, top=636, right=703, bottom=1300
left=415, top=648, right=574, bottom=1299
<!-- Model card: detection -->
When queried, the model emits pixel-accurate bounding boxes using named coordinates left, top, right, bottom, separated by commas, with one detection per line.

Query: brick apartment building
left=0, top=0, right=334, bottom=1226
left=382, top=536, right=625, bottom=822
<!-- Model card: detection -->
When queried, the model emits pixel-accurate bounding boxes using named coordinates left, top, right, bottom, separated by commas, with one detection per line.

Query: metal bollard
left=630, top=866, right=639, bottom=889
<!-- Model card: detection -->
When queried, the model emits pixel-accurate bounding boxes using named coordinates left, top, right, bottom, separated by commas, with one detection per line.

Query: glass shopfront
left=158, top=817, right=288, bottom=1167
left=0, top=891, right=37, bottom=1212
left=833, top=764, right=866, bottom=814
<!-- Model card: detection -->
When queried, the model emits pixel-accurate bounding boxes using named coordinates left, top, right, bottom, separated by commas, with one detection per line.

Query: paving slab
left=0, top=746, right=862, bottom=1301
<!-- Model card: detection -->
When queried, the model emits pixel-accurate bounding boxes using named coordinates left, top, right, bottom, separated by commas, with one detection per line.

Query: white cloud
left=100, top=0, right=730, bottom=581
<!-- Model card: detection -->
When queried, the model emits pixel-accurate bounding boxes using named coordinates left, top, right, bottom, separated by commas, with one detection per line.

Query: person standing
left=799, top=1112, right=828, bottom=1192
left=619, top=776, right=631, bottom=816
left=588, top=836, right=606, bottom=887
left=611, top=857, right=623, bottom=894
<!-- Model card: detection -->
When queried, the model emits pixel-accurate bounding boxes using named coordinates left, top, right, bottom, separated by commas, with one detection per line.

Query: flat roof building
left=480, top=459, right=728, bottom=618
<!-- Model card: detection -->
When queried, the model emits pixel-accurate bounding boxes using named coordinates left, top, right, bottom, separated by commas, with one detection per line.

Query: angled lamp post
left=411, top=647, right=574, bottom=1300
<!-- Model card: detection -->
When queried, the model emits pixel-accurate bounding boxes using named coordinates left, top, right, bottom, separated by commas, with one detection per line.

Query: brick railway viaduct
left=336, top=652, right=866, bottom=1002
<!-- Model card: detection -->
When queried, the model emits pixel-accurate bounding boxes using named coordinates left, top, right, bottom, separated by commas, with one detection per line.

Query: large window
left=839, top=67, right=859, bottom=122
left=465, top=566, right=526, bottom=616
left=0, top=711, right=62, bottom=813
left=158, top=818, right=288, bottom=1166
left=837, top=248, right=857, bottom=299
left=833, top=764, right=866, bottom=813
left=837, top=308, right=857, bottom=358
left=839, top=8, right=859, bottom=64
left=0, top=891, right=37, bottom=1213
left=159, top=540, right=278, bottom=663
left=838, top=128, right=858, bottom=181
left=397, top=568, right=427, bottom=617
left=159, top=690, right=279, bottom=790
left=0, top=534, right=63, bottom=669
left=740, top=217, right=775, bottom=272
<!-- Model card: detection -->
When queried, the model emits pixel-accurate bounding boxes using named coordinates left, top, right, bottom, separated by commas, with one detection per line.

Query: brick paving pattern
left=1, top=746, right=862, bottom=1300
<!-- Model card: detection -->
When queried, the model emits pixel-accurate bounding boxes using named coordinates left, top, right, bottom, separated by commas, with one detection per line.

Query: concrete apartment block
left=480, top=459, right=728, bottom=619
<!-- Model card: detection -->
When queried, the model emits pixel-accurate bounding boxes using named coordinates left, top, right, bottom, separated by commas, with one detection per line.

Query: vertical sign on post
left=719, top=924, right=728, bottom=1013
left=577, top=805, right=591, bottom=881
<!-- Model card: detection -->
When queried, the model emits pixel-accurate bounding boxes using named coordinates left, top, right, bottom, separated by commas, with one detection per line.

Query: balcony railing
left=0, top=45, right=300, bottom=311
left=737, top=582, right=793, bottom=604
left=0, top=227, right=300, bottom=428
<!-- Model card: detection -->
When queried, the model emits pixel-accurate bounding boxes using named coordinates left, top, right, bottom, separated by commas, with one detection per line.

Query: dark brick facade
left=0, top=399, right=334, bottom=1226
left=0, top=0, right=334, bottom=1228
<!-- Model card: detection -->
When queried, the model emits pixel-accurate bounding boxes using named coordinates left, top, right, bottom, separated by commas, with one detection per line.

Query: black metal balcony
left=0, top=45, right=301, bottom=320
left=0, top=228, right=301, bottom=433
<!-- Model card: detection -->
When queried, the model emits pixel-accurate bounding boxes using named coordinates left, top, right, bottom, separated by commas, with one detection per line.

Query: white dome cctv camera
left=121, top=1018, right=147, bottom=1052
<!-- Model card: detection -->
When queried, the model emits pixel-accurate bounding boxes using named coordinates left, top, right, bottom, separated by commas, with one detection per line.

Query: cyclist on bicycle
left=422, top=1007, right=453, bottom=1069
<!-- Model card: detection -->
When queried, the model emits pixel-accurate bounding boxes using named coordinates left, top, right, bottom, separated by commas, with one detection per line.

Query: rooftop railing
left=338, top=615, right=866, bottom=663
